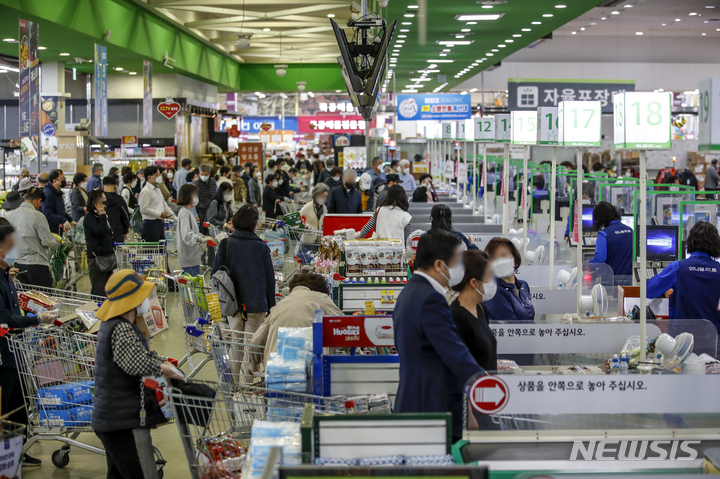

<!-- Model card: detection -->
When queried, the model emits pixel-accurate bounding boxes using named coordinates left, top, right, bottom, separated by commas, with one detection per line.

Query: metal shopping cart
left=209, top=323, right=265, bottom=395
left=14, top=282, right=105, bottom=319
left=115, top=241, right=169, bottom=309
left=0, top=421, right=26, bottom=478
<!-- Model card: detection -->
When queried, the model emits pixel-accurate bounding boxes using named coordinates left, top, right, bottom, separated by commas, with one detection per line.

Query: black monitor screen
left=637, top=225, right=678, bottom=261
left=581, top=204, right=595, bottom=229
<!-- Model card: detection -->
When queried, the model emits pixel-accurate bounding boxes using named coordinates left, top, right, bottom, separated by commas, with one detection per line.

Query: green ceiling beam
left=238, top=63, right=344, bottom=93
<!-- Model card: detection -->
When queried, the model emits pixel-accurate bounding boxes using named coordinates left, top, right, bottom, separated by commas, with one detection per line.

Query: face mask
left=625, top=172, right=632, bottom=177
left=167, top=172, right=174, bottom=179
left=60, top=180, right=67, bottom=188
left=278, top=179, right=284, bottom=185
left=440, top=260, right=465, bottom=287
left=344, top=182, right=355, bottom=190
left=136, top=297, right=151, bottom=316
left=80, top=182, right=87, bottom=190
left=272, top=181, right=278, bottom=188
left=131, top=181, right=137, bottom=188
left=475, top=280, right=497, bottom=302
left=377, top=184, right=385, bottom=192
left=223, top=194, right=233, bottom=202
left=0, top=245, right=18, bottom=266
left=255, top=172, right=261, bottom=178
left=200, top=175, right=210, bottom=182
left=423, top=180, right=431, bottom=188
left=402, top=168, right=410, bottom=175
left=316, top=197, right=327, bottom=205
left=493, top=257, right=516, bottom=279
left=192, top=196, right=200, bottom=206
left=282, top=164, right=289, bottom=171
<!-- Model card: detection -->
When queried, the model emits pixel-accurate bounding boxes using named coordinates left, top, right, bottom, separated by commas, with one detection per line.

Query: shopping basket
left=209, top=323, right=265, bottom=394
left=115, top=241, right=169, bottom=309
left=14, top=283, right=105, bottom=318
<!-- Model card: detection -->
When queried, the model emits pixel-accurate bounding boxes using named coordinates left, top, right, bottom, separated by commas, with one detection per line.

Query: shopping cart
left=209, top=323, right=265, bottom=395
left=284, top=224, right=323, bottom=265
left=170, top=272, right=224, bottom=379
left=168, top=380, right=334, bottom=479
left=50, top=231, right=80, bottom=290
left=14, top=282, right=105, bottom=317
left=0, top=421, right=26, bottom=478
left=115, top=241, right=169, bottom=309
left=164, top=219, right=177, bottom=255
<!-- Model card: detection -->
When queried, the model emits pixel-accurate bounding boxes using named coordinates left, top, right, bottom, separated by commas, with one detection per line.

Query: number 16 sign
left=613, top=91, right=672, bottom=150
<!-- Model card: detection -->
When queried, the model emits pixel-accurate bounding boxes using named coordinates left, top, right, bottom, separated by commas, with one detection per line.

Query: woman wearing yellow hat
left=92, top=269, right=183, bottom=479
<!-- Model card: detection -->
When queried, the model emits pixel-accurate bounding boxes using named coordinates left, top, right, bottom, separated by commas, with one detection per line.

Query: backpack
left=130, top=206, right=143, bottom=233
left=122, top=186, right=138, bottom=209
left=209, top=238, right=245, bottom=319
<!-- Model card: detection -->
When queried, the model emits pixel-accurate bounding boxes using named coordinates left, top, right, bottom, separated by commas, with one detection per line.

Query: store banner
left=508, top=78, right=635, bottom=113
left=322, top=316, right=394, bottom=348
left=297, top=115, right=368, bottom=134
left=19, top=19, right=40, bottom=160
left=40, top=96, right=59, bottom=164
left=396, top=93, right=472, bottom=121
left=236, top=142, right=263, bottom=170
left=238, top=116, right=298, bottom=134
left=258, top=130, right=294, bottom=144
left=94, top=44, right=108, bottom=137
left=143, top=60, right=152, bottom=137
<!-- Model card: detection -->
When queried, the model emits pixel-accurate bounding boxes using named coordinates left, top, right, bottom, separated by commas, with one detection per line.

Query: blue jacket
left=0, top=265, right=39, bottom=368
left=393, top=274, right=483, bottom=438
left=86, top=174, right=102, bottom=192
left=212, top=229, right=276, bottom=314
left=484, top=276, right=535, bottom=321
left=327, top=185, right=362, bottom=214
left=589, top=220, right=633, bottom=277
left=42, top=184, right=72, bottom=234
left=647, top=252, right=720, bottom=332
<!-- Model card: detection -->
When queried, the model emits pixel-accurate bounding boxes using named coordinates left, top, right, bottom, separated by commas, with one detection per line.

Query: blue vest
left=602, top=220, right=633, bottom=276
left=671, top=254, right=720, bottom=332
left=485, top=277, right=535, bottom=321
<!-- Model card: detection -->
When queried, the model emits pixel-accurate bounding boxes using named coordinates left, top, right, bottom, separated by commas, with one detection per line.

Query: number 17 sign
left=558, top=101, right=602, bottom=147
left=613, top=91, right=672, bottom=150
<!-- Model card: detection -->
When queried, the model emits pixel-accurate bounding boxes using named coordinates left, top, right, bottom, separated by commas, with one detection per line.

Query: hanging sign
left=396, top=93, right=471, bottom=121
left=474, top=117, right=495, bottom=142
left=699, top=78, right=720, bottom=152
left=510, top=111, right=537, bottom=145
left=558, top=100, right=602, bottom=147
left=508, top=78, right=635, bottom=114
left=94, top=43, right=108, bottom=137
left=495, top=114, right=511, bottom=143
left=143, top=60, right=153, bottom=136
left=158, top=96, right=181, bottom=120
left=537, top=106, right=559, bottom=145
left=122, top=136, right=138, bottom=147
left=614, top=91, right=672, bottom=150
left=441, top=121, right=456, bottom=139
left=19, top=19, right=40, bottom=159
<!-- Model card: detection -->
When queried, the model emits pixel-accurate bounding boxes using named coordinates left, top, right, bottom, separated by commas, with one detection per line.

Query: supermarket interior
left=2, top=0, right=720, bottom=478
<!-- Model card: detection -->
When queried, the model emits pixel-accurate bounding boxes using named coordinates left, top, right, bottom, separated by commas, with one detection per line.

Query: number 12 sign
left=558, top=101, right=602, bottom=147
left=474, top=117, right=495, bottom=142
left=613, top=91, right=672, bottom=150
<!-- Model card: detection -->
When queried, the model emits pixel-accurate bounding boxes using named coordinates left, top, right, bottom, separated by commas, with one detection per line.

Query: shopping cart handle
left=177, top=278, right=188, bottom=284
left=202, top=222, right=210, bottom=228
left=196, top=317, right=211, bottom=326
left=185, top=325, right=205, bottom=337
left=163, top=273, right=174, bottom=280
left=206, top=240, right=217, bottom=248
left=167, top=357, right=178, bottom=367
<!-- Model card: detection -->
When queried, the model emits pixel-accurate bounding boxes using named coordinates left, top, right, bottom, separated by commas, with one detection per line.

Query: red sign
left=407, top=231, right=423, bottom=253
left=322, top=213, right=374, bottom=237
left=122, top=135, right=138, bottom=147
left=322, top=316, right=394, bottom=348
left=228, top=124, right=240, bottom=138
left=158, top=96, right=181, bottom=120
left=468, top=376, right=509, bottom=415
left=297, top=115, right=370, bottom=134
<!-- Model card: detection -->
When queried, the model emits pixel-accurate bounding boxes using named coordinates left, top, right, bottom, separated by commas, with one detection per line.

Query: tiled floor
left=24, top=271, right=218, bottom=478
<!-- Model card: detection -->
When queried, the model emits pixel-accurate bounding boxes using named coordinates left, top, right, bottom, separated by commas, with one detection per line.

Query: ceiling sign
left=510, top=110, right=537, bottom=145
left=298, top=115, right=367, bottom=134
left=614, top=91, right=672, bottom=150
left=158, top=96, right=181, bottom=120
left=397, top=93, right=472, bottom=121
left=558, top=100, right=602, bottom=147
left=699, top=78, right=720, bottom=152
left=508, top=78, right=635, bottom=114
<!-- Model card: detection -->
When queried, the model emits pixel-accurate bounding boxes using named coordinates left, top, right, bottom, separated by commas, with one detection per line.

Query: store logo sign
left=158, top=96, right=181, bottom=119
left=570, top=440, right=700, bottom=461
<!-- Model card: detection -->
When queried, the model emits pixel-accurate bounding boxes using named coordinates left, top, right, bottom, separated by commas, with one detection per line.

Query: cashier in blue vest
left=646, top=221, right=720, bottom=333
left=589, top=201, right=633, bottom=283
left=483, top=237, right=534, bottom=321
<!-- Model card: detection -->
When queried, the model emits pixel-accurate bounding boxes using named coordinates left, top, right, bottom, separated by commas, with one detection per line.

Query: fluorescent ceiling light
left=491, top=48, right=499, bottom=52
left=455, top=35, right=465, bottom=38
left=38, top=46, right=46, bottom=50
left=571, top=31, right=577, bottom=34
left=601, top=17, right=606, bottom=20
left=443, top=48, right=451, bottom=52
left=470, top=88, right=478, bottom=92
left=115, top=67, right=123, bottom=71
left=404, top=14, right=415, bottom=17
left=486, top=53, right=494, bottom=56
left=624, top=4, right=632, bottom=7
left=532, top=21, right=542, bottom=24
left=471, top=62, right=478, bottom=66
left=263, top=28, right=270, bottom=31
left=2, top=38, right=15, bottom=42
left=391, top=53, right=399, bottom=56
left=402, top=89, right=418, bottom=93
left=455, top=14, right=503, bottom=21
left=580, top=27, right=585, bottom=30
left=467, top=21, right=477, bottom=25
left=408, top=4, right=419, bottom=8
left=542, top=13, right=553, bottom=17
left=689, top=12, right=698, bottom=15
left=636, top=31, right=643, bottom=35
left=397, top=40, right=405, bottom=43
left=461, top=28, right=471, bottom=32
left=522, top=28, right=531, bottom=31
left=702, top=32, right=707, bottom=35
left=400, top=29, right=409, bottom=32
left=402, top=22, right=412, bottom=25
left=439, top=53, right=447, bottom=56
left=411, top=78, right=432, bottom=81
left=428, top=59, right=454, bottom=62
left=428, top=63, right=437, bottom=68
left=438, top=40, right=473, bottom=45
left=327, top=13, right=335, bottom=17
left=555, top=4, right=566, bottom=8
left=59, top=53, right=70, bottom=56
left=505, top=39, right=514, bottom=42
left=128, top=72, right=137, bottom=75
left=675, top=18, right=681, bottom=21
left=498, top=44, right=506, bottom=47
left=481, top=5, right=493, bottom=8
left=512, top=34, right=522, bottom=37
left=461, top=91, right=468, bottom=95
left=611, top=10, right=620, bottom=14
left=398, top=34, right=407, bottom=38
left=421, top=69, right=440, bottom=73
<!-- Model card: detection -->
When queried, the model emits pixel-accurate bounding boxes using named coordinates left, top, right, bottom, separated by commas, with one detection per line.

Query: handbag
left=94, top=253, right=118, bottom=272
left=169, top=378, right=216, bottom=427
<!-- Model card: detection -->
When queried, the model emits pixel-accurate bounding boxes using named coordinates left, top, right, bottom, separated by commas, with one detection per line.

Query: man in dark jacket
left=103, top=175, right=131, bottom=243
left=42, top=169, right=74, bottom=234
left=240, top=162, right=253, bottom=191
left=393, top=229, right=484, bottom=441
left=274, top=158, right=291, bottom=198
left=194, top=164, right=217, bottom=233
left=317, top=159, right=333, bottom=185
left=212, top=205, right=275, bottom=336
left=327, top=169, right=362, bottom=214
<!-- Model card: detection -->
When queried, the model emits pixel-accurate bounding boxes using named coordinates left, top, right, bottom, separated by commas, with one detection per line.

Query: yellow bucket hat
left=96, top=269, right=156, bottom=321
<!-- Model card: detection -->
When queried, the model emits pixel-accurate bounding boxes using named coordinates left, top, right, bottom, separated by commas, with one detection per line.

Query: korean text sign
left=94, top=44, right=108, bottom=137
left=508, top=79, right=635, bottom=114
left=614, top=91, right=672, bottom=150
left=397, top=93, right=471, bottom=121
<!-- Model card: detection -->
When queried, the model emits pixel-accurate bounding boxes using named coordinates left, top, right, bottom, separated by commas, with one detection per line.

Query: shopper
left=589, top=201, right=633, bottom=282
left=431, top=204, right=478, bottom=250
left=36, top=172, right=49, bottom=190
left=483, top=237, right=535, bottom=321
left=186, top=169, right=199, bottom=185
left=324, top=166, right=343, bottom=190
left=16, top=178, right=34, bottom=195
left=390, top=159, right=400, bottom=174
left=274, top=158, right=291, bottom=198
left=413, top=174, right=438, bottom=203
left=174, top=159, right=192, bottom=194
left=163, top=168, right=177, bottom=200
left=139, top=166, right=176, bottom=242
left=121, top=171, right=138, bottom=214
left=10, top=169, right=29, bottom=192
left=357, top=185, right=412, bottom=242
left=0, top=191, right=22, bottom=219
left=103, top=175, right=131, bottom=244
left=84, top=189, right=116, bottom=296
left=450, top=250, right=497, bottom=370
left=216, top=165, right=232, bottom=189
left=70, top=172, right=89, bottom=222
left=246, top=166, right=261, bottom=207
left=194, top=164, right=217, bottom=232
left=8, top=187, right=59, bottom=288
left=317, top=159, right=333, bottom=185
left=299, top=183, right=329, bottom=243
left=397, top=159, right=416, bottom=191
left=252, top=272, right=342, bottom=367
left=206, top=182, right=234, bottom=231
left=212, top=205, right=275, bottom=336
left=647, top=221, right=720, bottom=333
left=133, top=168, right=145, bottom=196
left=705, top=159, right=719, bottom=199
left=327, top=169, right=362, bottom=214
left=376, top=173, right=400, bottom=207
left=86, top=163, right=104, bottom=191
left=358, top=172, right=375, bottom=212
left=176, top=184, right=212, bottom=276
left=393, top=229, right=483, bottom=440
left=262, top=175, right=283, bottom=219
left=232, top=168, right=248, bottom=205
left=264, top=160, right=276, bottom=182
left=240, top=162, right=253, bottom=191
left=42, top=169, right=75, bottom=235
left=370, top=176, right=387, bottom=210
left=368, top=156, right=386, bottom=182
left=92, top=269, right=183, bottom=479
left=0, top=218, right=57, bottom=467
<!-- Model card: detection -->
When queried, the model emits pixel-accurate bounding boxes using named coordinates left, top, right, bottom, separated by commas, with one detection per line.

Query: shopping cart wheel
left=51, top=448, right=70, bottom=468
left=155, top=447, right=166, bottom=478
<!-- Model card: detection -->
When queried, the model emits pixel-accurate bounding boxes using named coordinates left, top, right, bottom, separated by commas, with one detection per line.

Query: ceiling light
left=402, top=89, right=418, bottom=93
left=128, top=72, right=137, bottom=75
left=512, top=34, right=522, bottom=37
left=542, top=13, right=553, bottom=17
left=38, top=46, right=46, bottom=50
left=498, top=44, right=506, bottom=47
left=408, top=4, right=419, bottom=8
left=59, top=53, right=70, bottom=56
left=611, top=11, right=620, bottom=14
left=555, top=4, right=566, bottom=7
left=437, top=40, right=473, bottom=45
left=455, top=35, right=465, bottom=38
left=481, top=5, right=493, bottom=8
left=461, top=28, right=471, bottom=32
left=404, top=14, right=415, bottom=17
left=601, top=17, right=607, bottom=20
left=398, top=34, right=407, bottom=38
left=327, top=13, right=335, bottom=17
left=470, top=88, right=478, bottom=92
left=571, top=31, right=577, bottom=34
left=442, top=48, right=451, bottom=52
left=521, top=28, right=531, bottom=31
left=481, top=57, right=487, bottom=60
left=636, top=31, right=643, bottom=35
left=439, top=53, right=447, bottom=56
left=263, top=28, right=271, bottom=31
left=675, top=18, right=681, bottom=21
left=624, top=4, right=632, bottom=7
left=115, top=67, right=123, bottom=71
left=662, top=23, right=667, bottom=26
left=505, top=39, right=513, bottom=42
left=491, top=48, right=499, bottom=51
left=391, top=53, right=399, bottom=56
left=428, top=59, right=454, bottom=62
left=467, top=21, right=477, bottom=25
left=2, top=38, right=15, bottom=42
left=707, top=5, right=716, bottom=8
left=702, top=32, right=707, bottom=35
left=402, top=22, right=412, bottom=25
left=400, top=29, right=410, bottom=32
left=461, top=91, right=468, bottom=95
left=486, top=52, right=494, bottom=56
left=422, top=69, right=440, bottom=73
left=689, top=12, right=698, bottom=16
left=590, top=22, right=596, bottom=25
left=471, top=62, right=478, bottom=65
left=580, top=27, right=585, bottom=30
left=455, top=14, right=503, bottom=21
left=532, top=21, right=542, bottom=24
left=411, top=78, right=432, bottom=81
left=397, top=40, right=405, bottom=43
left=428, top=63, right=437, bottom=68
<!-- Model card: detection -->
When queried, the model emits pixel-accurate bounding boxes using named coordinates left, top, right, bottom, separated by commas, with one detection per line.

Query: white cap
left=359, top=172, right=373, bottom=191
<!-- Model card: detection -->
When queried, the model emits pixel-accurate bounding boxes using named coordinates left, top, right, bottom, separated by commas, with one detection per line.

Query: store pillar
left=40, top=62, right=71, bottom=172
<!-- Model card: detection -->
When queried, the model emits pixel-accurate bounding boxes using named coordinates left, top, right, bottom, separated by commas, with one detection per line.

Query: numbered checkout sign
left=699, top=78, right=720, bottom=153
left=494, top=114, right=511, bottom=143
left=537, top=106, right=559, bottom=145
left=613, top=91, right=672, bottom=150
left=558, top=101, right=602, bottom=147
left=441, top=121, right=456, bottom=140
left=474, top=117, right=495, bottom=142
left=510, top=111, right=537, bottom=145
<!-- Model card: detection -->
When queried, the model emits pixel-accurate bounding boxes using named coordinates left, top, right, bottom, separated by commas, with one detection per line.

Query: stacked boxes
left=37, top=380, right=94, bottom=427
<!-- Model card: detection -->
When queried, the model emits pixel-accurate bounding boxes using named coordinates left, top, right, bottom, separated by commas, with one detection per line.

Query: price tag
left=441, top=121, right=456, bottom=139
left=698, top=79, right=720, bottom=152
left=457, top=162, right=468, bottom=184
left=495, top=114, right=511, bottom=143
left=474, top=117, right=495, bottom=142
left=511, top=111, right=537, bottom=145
left=537, top=107, right=559, bottom=145
left=613, top=91, right=672, bottom=150
left=558, top=101, right=602, bottom=147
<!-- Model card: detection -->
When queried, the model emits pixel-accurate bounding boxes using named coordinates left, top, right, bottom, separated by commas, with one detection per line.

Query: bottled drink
left=620, top=353, right=629, bottom=374
left=611, top=354, right=620, bottom=375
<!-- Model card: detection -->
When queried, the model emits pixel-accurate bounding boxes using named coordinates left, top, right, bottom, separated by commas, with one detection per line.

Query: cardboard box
left=618, top=285, right=669, bottom=319
left=58, top=301, right=102, bottom=334
left=136, top=285, right=168, bottom=339
left=18, top=290, right=60, bottom=314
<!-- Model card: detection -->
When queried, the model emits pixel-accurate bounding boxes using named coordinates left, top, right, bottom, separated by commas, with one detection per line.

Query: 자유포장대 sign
left=509, top=79, right=635, bottom=114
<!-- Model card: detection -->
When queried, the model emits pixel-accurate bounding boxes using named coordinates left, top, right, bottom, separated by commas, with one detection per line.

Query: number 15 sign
left=558, top=101, right=602, bottom=147
left=613, top=91, right=672, bottom=150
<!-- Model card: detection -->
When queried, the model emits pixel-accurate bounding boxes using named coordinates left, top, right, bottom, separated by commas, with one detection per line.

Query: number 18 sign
left=613, top=91, right=672, bottom=150
left=558, top=101, right=602, bottom=147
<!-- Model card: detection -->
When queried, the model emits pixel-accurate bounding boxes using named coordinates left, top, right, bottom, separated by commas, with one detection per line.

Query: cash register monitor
left=621, top=215, right=634, bottom=229
left=581, top=204, right=596, bottom=231
left=636, top=225, right=678, bottom=262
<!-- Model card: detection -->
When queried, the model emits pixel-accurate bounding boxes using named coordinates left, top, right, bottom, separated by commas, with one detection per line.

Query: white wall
left=107, top=73, right=218, bottom=103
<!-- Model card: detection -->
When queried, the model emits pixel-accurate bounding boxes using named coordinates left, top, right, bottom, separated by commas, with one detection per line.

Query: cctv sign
left=157, top=96, right=181, bottom=120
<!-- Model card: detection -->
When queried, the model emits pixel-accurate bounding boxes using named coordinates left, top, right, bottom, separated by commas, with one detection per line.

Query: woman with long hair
left=430, top=204, right=478, bottom=250
left=356, top=185, right=412, bottom=242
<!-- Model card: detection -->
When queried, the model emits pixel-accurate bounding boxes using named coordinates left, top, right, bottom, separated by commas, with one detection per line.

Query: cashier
left=646, top=221, right=720, bottom=333
left=589, top=201, right=633, bottom=282
left=483, top=237, right=534, bottom=321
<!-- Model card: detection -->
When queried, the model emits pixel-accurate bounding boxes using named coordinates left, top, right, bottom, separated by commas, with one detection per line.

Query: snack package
left=359, top=246, right=373, bottom=273
left=18, top=290, right=60, bottom=314
left=345, top=244, right=360, bottom=275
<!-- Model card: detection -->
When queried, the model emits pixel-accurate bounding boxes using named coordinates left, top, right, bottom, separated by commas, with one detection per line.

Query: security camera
left=103, top=31, right=111, bottom=41
left=275, top=64, right=288, bottom=77
left=163, top=52, right=176, bottom=69
left=297, top=82, right=306, bottom=92
left=236, top=33, right=253, bottom=49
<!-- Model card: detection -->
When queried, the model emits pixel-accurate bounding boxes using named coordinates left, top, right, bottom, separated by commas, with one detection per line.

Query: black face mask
left=60, top=180, right=67, bottom=188
left=344, top=182, right=355, bottom=190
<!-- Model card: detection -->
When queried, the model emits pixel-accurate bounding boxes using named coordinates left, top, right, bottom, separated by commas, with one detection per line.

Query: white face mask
left=316, top=197, right=327, bottom=205
left=625, top=172, right=632, bottom=177
left=192, top=196, right=200, bottom=206
left=376, top=184, right=385, bottom=192
left=131, top=181, right=138, bottom=188
left=255, top=172, right=261, bottom=179
left=475, top=279, right=497, bottom=302
left=80, top=182, right=87, bottom=190
left=167, top=172, right=174, bottom=179
left=402, top=168, right=410, bottom=175
left=272, top=181, right=278, bottom=188
left=670, top=185, right=679, bottom=191
left=493, top=257, right=516, bottom=279
left=278, top=179, right=284, bottom=185
left=0, top=245, right=18, bottom=266
left=200, top=175, right=210, bottom=182
left=223, top=194, right=233, bottom=202
left=440, top=260, right=465, bottom=287
left=136, top=297, right=151, bottom=316
left=333, top=176, right=341, bottom=181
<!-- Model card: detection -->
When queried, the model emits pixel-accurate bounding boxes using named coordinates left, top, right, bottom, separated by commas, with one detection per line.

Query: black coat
left=327, top=185, right=362, bottom=214
left=105, top=192, right=131, bottom=243
left=84, top=211, right=115, bottom=258
left=263, top=186, right=283, bottom=218
left=325, top=177, right=342, bottom=190
left=70, top=186, right=87, bottom=222
left=194, top=177, right=217, bottom=221
left=276, top=169, right=291, bottom=197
